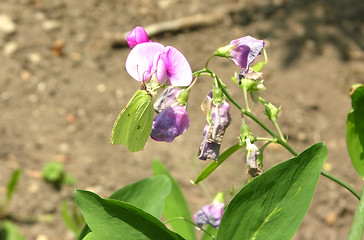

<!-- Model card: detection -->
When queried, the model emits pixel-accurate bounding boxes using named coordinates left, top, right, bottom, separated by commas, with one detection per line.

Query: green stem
left=255, top=137, right=275, bottom=142
left=205, top=54, right=216, bottom=69
left=242, top=86, right=251, bottom=112
left=194, top=68, right=360, bottom=200
left=321, top=170, right=361, bottom=200
left=214, top=72, right=361, bottom=199
left=164, top=217, right=216, bottom=239
left=272, top=120, right=285, bottom=141
left=348, top=186, right=364, bottom=239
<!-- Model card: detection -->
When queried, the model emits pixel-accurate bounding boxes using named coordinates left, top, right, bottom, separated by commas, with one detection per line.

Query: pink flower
left=126, top=26, right=151, bottom=49
left=125, top=42, right=192, bottom=87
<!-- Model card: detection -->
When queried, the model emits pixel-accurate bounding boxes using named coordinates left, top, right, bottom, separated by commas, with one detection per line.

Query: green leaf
left=6, top=169, right=21, bottom=206
left=346, top=84, right=364, bottom=179
left=152, top=160, right=196, bottom=240
left=74, top=190, right=184, bottom=240
left=82, top=232, right=98, bottom=240
left=0, top=220, right=25, bottom=240
left=109, top=175, right=171, bottom=218
left=111, top=89, right=154, bottom=152
left=77, top=175, right=172, bottom=240
left=348, top=186, right=364, bottom=240
left=217, top=143, right=327, bottom=240
left=194, top=143, right=240, bottom=184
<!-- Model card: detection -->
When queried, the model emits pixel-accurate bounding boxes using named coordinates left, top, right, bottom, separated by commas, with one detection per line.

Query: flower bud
left=193, top=192, right=225, bottom=229
left=260, top=98, right=281, bottom=121
left=126, top=26, right=151, bottom=49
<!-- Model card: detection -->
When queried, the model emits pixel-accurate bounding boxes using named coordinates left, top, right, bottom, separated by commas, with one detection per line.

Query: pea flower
left=193, top=192, right=224, bottom=229
left=125, top=42, right=192, bottom=86
left=150, top=90, right=190, bottom=142
left=215, top=36, right=265, bottom=78
left=126, top=26, right=151, bottom=49
left=198, top=91, right=231, bottom=161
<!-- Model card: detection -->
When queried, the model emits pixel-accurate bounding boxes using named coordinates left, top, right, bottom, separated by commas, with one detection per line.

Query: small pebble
left=97, top=83, right=106, bottom=92
left=21, top=70, right=31, bottom=80
left=59, top=143, right=70, bottom=152
left=28, top=181, right=40, bottom=193
left=38, top=82, right=46, bottom=91
left=0, top=14, right=16, bottom=34
left=42, top=20, right=60, bottom=31
left=3, top=42, right=18, bottom=56
left=325, top=212, right=337, bottom=226
left=36, top=234, right=49, bottom=240
left=28, top=53, right=42, bottom=64
left=52, top=40, right=64, bottom=57
left=65, top=113, right=75, bottom=123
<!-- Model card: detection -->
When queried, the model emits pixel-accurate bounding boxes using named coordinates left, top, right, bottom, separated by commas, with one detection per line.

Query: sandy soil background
left=1, top=0, right=364, bottom=239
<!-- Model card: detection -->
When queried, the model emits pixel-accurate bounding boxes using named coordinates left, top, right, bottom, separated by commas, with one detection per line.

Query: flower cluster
left=125, top=27, right=192, bottom=142
left=123, top=26, right=266, bottom=164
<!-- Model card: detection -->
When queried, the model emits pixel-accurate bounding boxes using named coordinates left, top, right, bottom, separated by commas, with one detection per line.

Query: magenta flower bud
left=150, top=104, right=190, bottom=142
left=126, top=26, right=151, bottom=49
left=153, top=87, right=183, bottom=113
left=193, top=193, right=225, bottom=229
left=229, top=36, right=265, bottom=78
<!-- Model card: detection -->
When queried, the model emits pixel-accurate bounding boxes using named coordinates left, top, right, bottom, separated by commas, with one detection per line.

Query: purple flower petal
left=198, top=123, right=221, bottom=161
left=230, top=36, right=265, bottom=77
left=126, top=26, right=151, bottom=49
left=193, top=202, right=224, bottom=229
left=150, top=105, right=190, bottom=142
left=158, top=46, right=192, bottom=87
left=126, top=42, right=164, bottom=82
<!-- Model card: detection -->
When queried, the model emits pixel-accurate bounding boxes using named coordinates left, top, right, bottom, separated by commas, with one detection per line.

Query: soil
left=1, top=0, right=364, bottom=239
